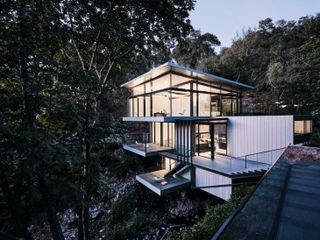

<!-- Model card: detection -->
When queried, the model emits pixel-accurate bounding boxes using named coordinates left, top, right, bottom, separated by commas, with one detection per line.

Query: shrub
left=169, top=185, right=252, bottom=240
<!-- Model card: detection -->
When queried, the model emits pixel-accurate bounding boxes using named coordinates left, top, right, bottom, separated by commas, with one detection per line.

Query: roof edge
left=121, top=61, right=255, bottom=90
left=120, top=62, right=170, bottom=88
left=168, top=62, right=255, bottom=90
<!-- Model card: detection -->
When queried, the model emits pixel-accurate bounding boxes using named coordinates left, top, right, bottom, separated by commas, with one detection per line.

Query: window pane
left=214, top=124, right=227, bottom=155
left=199, top=93, right=211, bottom=116
left=222, top=98, right=232, bottom=116
left=152, top=91, right=170, bottom=116
left=171, top=74, right=192, bottom=89
left=171, top=91, right=190, bottom=116
left=211, top=95, right=220, bottom=116
left=133, top=98, right=138, bottom=117
left=154, top=122, right=161, bottom=145
left=145, top=82, right=152, bottom=93
left=195, top=124, right=211, bottom=158
left=145, top=95, right=151, bottom=117
left=294, top=120, right=312, bottom=135
left=192, top=92, right=197, bottom=116
left=305, top=120, right=312, bottom=133
left=198, top=83, right=211, bottom=92
left=138, top=96, right=144, bottom=117
left=132, top=84, right=144, bottom=96
left=152, top=75, right=170, bottom=92
left=128, top=98, right=133, bottom=117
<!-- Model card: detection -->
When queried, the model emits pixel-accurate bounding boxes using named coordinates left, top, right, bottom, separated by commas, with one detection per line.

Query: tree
left=0, top=0, right=195, bottom=239
left=57, top=1, right=194, bottom=239
left=172, top=30, right=221, bottom=72
left=0, top=1, right=72, bottom=239
left=219, top=14, right=320, bottom=114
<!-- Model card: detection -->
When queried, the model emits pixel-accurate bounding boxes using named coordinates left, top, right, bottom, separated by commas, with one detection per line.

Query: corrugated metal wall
left=195, top=168, right=232, bottom=200
left=227, top=116, right=294, bottom=158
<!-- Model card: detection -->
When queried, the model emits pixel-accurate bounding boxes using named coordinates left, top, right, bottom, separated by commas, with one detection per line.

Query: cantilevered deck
left=160, top=152, right=269, bottom=177
left=136, top=169, right=191, bottom=196
left=123, top=143, right=173, bottom=157
left=192, top=155, right=269, bottom=176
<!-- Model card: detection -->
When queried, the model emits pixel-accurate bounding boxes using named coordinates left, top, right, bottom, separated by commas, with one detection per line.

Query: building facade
left=121, top=62, right=313, bottom=200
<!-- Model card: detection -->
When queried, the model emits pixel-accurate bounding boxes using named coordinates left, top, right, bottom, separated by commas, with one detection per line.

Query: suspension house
left=121, top=62, right=313, bottom=200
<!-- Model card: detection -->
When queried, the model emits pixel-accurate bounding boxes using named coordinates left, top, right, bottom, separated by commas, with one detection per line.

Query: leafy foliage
left=169, top=185, right=252, bottom=240
left=172, top=30, right=221, bottom=72
left=0, top=0, right=194, bottom=239
left=219, top=15, right=320, bottom=114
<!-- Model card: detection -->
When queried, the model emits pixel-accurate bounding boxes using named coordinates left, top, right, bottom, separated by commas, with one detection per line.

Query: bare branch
left=88, top=31, right=100, bottom=71
left=88, top=0, right=115, bottom=71
left=72, top=39, right=86, bottom=71
left=101, top=61, right=115, bottom=89
left=99, top=59, right=109, bottom=78
left=94, top=64, right=101, bottom=80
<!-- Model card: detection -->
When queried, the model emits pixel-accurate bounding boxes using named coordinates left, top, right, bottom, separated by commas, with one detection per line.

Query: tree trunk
left=18, top=4, right=65, bottom=239
left=78, top=95, right=93, bottom=240
left=77, top=140, right=90, bottom=240
left=38, top=176, right=65, bottom=240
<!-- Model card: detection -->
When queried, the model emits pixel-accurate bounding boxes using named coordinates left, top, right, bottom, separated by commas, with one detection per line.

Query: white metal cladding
left=227, top=116, right=294, bottom=158
left=195, top=168, right=232, bottom=201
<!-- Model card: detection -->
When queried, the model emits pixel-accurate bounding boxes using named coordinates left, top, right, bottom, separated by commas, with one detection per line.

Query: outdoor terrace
left=136, top=169, right=191, bottom=196
left=160, top=151, right=284, bottom=177
left=123, top=143, right=174, bottom=157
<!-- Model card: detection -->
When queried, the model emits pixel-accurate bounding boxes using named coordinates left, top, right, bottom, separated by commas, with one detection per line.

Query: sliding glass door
left=194, top=122, right=228, bottom=159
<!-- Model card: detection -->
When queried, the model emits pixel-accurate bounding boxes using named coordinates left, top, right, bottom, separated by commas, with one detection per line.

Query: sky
left=190, top=0, right=320, bottom=52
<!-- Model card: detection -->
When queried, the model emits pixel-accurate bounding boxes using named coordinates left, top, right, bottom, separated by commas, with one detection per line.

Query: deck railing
left=241, top=147, right=287, bottom=167
left=217, top=147, right=288, bottom=174
left=125, top=132, right=174, bottom=153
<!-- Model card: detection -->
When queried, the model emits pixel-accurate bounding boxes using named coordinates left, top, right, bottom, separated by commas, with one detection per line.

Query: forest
left=0, top=1, right=319, bottom=239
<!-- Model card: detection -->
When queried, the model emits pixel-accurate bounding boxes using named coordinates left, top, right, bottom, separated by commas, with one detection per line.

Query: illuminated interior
left=127, top=73, right=242, bottom=117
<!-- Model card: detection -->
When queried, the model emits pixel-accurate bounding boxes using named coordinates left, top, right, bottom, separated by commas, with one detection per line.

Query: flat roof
left=212, top=145, right=320, bottom=240
left=121, top=62, right=255, bottom=90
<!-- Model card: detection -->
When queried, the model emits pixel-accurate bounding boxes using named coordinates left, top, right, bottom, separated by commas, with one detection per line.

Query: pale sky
left=190, top=0, right=320, bottom=52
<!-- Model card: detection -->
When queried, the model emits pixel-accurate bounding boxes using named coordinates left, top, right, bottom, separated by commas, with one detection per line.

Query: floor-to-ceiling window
left=171, top=91, right=190, bottom=116
left=152, top=92, right=170, bottom=116
left=128, top=74, right=242, bottom=117
left=152, top=122, right=175, bottom=147
left=194, top=122, right=228, bottom=159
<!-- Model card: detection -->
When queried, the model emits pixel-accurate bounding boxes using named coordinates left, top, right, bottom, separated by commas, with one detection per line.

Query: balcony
left=123, top=143, right=174, bottom=157
left=136, top=169, right=190, bottom=196
left=123, top=132, right=174, bottom=157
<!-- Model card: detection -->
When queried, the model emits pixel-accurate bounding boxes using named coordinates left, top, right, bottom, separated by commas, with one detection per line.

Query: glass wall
left=171, top=91, right=190, bottom=116
left=199, top=93, right=211, bottom=116
left=222, top=98, right=232, bottom=116
left=152, top=92, right=170, bottom=116
left=194, top=123, right=228, bottom=159
left=152, top=122, right=175, bottom=147
left=128, top=73, right=241, bottom=117
left=211, top=95, right=220, bottom=116
left=153, top=75, right=170, bottom=91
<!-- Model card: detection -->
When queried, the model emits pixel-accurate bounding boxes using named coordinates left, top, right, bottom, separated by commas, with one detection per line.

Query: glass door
left=195, top=124, right=214, bottom=159
left=213, top=124, right=227, bottom=156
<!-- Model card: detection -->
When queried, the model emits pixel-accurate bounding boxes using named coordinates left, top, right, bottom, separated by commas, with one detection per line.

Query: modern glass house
left=121, top=62, right=313, bottom=200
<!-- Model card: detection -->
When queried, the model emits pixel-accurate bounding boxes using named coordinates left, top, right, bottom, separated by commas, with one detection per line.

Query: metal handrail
left=240, top=146, right=288, bottom=159
left=240, top=147, right=287, bottom=170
